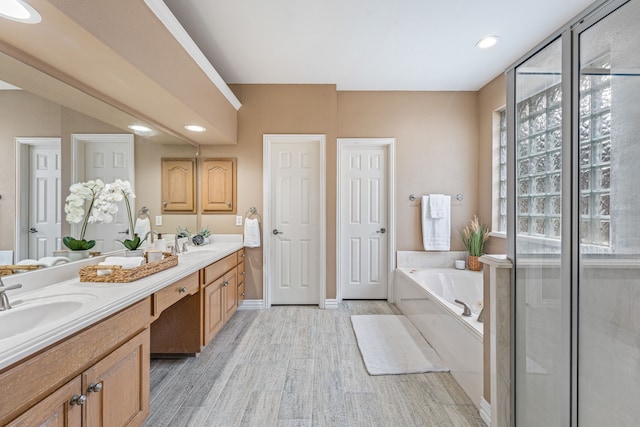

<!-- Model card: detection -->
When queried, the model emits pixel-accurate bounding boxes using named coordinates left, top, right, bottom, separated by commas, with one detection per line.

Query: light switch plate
left=155, top=216, right=162, bottom=226
left=236, top=215, right=243, bottom=226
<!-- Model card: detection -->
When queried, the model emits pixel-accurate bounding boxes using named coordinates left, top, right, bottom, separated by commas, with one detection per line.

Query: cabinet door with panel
left=237, top=257, right=245, bottom=306
left=7, top=377, right=83, bottom=427
left=203, top=275, right=224, bottom=345
left=84, top=329, right=150, bottom=427
left=222, top=267, right=238, bottom=321
left=161, top=158, right=196, bottom=213
left=201, top=158, right=236, bottom=213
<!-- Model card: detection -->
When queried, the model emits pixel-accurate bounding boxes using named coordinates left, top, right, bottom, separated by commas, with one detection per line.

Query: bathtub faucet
left=454, top=299, right=472, bottom=317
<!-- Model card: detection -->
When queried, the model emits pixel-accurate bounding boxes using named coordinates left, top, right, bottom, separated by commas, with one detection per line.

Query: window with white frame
left=492, top=108, right=508, bottom=236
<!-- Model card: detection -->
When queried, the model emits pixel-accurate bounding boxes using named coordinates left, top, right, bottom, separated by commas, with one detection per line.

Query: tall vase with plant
left=461, top=215, right=490, bottom=271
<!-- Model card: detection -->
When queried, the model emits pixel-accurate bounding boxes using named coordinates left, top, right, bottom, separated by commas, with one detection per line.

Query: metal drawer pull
left=240, top=253, right=245, bottom=257
left=178, top=287, right=187, bottom=293
left=70, top=395, right=87, bottom=406
left=241, top=271, right=245, bottom=276
left=87, top=383, right=103, bottom=393
left=241, top=292, right=245, bottom=297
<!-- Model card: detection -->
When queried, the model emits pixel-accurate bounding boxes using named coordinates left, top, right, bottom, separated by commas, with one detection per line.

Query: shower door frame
left=506, top=0, right=631, bottom=425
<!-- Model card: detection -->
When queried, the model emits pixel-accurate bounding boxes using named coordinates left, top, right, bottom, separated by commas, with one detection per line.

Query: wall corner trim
left=480, top=397, right=491, bottom=426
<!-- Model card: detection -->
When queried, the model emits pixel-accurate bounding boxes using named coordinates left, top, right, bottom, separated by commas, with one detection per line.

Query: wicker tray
left=79, top=252, right=178, bottom=283
left=0, top=265, right=42, bottom=276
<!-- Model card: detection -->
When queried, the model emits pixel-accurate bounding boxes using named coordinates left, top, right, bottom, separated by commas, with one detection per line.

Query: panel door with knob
left=84, top=329, right=149, bottom=427
left=339, top=144, right=390, bottom=299
left=161, top=158, right=196, bottom=213
left=201, top=158, right=236, bottom=213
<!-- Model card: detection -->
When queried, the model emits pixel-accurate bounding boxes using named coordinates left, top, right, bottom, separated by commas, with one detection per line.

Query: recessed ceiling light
left=0, top=0, right=41, bottom=24
left=476, top=36, right=500, bottom=49
left=128, top=124, right=152, bottom=132
left=185, top=124, right=206, bottom=132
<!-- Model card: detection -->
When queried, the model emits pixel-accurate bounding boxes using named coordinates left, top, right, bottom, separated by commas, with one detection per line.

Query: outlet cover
left=236, top=215, right=243, bottom=226
left=155, top=216, right=162, bottom=226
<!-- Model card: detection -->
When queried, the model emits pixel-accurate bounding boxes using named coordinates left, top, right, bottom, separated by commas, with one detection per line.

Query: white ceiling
left=163, top=0, right=598, bottom=91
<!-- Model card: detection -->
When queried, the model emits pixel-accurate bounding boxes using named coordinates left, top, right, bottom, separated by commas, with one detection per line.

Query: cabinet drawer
left=237, top=248, right=245, bottom=260
left=203, top=253, right=237, bottom=284
left=237, top=261, right=245, bottom=284
left=153, top=272, right=199, bottom=316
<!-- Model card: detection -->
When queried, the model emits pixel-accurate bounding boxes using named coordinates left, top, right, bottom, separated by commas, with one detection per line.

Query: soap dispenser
left=155, top=233, right=167, bottom=252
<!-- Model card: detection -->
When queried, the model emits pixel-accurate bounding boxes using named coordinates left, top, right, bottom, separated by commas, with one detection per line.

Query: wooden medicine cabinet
left=201, top=158, right=237, bottom=213
left=161, top=158, right=196, bottom=213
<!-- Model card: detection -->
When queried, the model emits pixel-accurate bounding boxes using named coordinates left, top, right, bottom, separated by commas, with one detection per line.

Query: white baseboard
left=238, top=299, right=264, bottom=310
left=480, top=397, right=491, bottom=426
left=324, top=299, right=339, bottom=309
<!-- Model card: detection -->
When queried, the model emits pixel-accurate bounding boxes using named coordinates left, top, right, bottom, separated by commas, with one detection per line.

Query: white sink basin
left=0, top=294, right=98, bottom=340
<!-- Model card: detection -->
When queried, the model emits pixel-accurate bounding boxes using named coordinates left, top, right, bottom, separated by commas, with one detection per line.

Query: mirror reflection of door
left=72, top=134, right=135, bottom=254
left=15, top=138, right=62, bottom=260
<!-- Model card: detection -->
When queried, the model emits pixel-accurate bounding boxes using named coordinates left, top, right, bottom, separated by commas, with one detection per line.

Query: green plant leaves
left=118, top=236, right=142, bottom=250
left=62, top=236, right=96, bottom=250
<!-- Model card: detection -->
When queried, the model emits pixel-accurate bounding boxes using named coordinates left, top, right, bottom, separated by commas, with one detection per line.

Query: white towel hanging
left=421, top=195, right=451, bottom=251
left=244, top=218, right=261, bottom=248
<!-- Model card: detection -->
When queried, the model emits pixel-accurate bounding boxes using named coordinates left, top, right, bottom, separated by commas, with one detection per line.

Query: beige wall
left=198, top=85, right=507, bottom=301
left=199, top=84, right=338, bottom=300
left=477, top=74, right=507, bottom=255
left=0, top=91, right=61, bottom=250
left=338, top=91, right=480, bottom=252
left=476, top=73, right=507, bottom=403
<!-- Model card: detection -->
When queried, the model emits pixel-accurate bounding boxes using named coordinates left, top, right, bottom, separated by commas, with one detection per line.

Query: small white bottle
left=155, top=233, right=167, bottom=252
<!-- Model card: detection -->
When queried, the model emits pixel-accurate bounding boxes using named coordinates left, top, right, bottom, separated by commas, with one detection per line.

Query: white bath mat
left=351, top=315, right=449, bottom=375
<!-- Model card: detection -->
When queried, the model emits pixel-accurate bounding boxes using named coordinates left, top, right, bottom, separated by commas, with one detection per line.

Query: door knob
left=70, top=395, right=87, bottom=406
left=272, top=229, right=283, bottom=235
left=29, top=227, right=38, bottom=233
left=377, top=228, right=387, bottom=234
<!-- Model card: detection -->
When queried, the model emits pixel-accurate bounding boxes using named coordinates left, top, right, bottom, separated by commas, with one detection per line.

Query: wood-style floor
left=143, top=301, right=485, bottom=427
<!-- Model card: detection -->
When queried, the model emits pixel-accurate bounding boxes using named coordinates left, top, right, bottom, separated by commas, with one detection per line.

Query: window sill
left=489, top=231, right=507, bottom=239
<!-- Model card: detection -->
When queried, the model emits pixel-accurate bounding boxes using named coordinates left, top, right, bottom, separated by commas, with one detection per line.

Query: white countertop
left=0, top=236, right=244, bottom=371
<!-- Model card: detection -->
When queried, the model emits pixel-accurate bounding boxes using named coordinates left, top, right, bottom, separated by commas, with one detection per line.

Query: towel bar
left=409, top=194, right=463, bottom=202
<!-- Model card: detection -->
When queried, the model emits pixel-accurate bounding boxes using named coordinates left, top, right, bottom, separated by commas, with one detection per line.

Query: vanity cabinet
left=202, top=250, right=241, bottom=346
left=161, top=158, right=196, bottom=213
left=150, top=272, right=202, bottom=356
left=201, top=158, right=236, bottom=213
left=0, top=298, right=151, bottom=426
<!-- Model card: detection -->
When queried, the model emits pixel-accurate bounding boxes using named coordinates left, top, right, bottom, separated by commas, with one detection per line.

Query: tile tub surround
left=0, top=235, right=243, bottom=370
left=397, top=250, right=468, bottom=269
left=394, top=267, right=484, bottom=411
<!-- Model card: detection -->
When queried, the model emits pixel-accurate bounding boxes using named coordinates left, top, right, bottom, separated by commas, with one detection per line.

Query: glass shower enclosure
left=508, top=0, right=640, bottom=424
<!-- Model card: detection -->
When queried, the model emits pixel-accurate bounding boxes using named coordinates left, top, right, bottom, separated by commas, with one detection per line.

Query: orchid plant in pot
left=461, top=215, right=490, bottom=271
left=63, top=179, right=110, bottom=254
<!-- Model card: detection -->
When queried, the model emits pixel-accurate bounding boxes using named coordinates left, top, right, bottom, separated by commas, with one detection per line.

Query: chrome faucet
left=454, top=299, right=472, bottom=317
left=142, top=230, right=159, bottom=244
left=0, top=278, right=23, bottom=310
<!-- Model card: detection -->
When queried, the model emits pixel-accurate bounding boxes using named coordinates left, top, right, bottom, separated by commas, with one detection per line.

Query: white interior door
left=266, top=135, right=325, bottom=305
left=28, top=143, right=61, bottom=259
left=72, top=134, right=134, bottom=253
left=340, top=145, right=389, bottom=299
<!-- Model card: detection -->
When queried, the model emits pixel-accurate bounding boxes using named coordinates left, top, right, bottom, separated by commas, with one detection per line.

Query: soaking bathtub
left=395, top=267, right=484, bottom=409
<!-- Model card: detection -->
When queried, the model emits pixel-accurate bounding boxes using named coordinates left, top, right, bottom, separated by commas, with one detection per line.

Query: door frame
left=15, top=137, right=62, bottom=261
left=263, top=134, right=326, bottom=309
left=336, top=138, right=396, bottom=303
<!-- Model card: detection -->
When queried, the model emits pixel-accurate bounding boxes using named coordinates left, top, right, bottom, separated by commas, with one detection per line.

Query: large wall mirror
left=0, top=50, right=198, bottom=273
